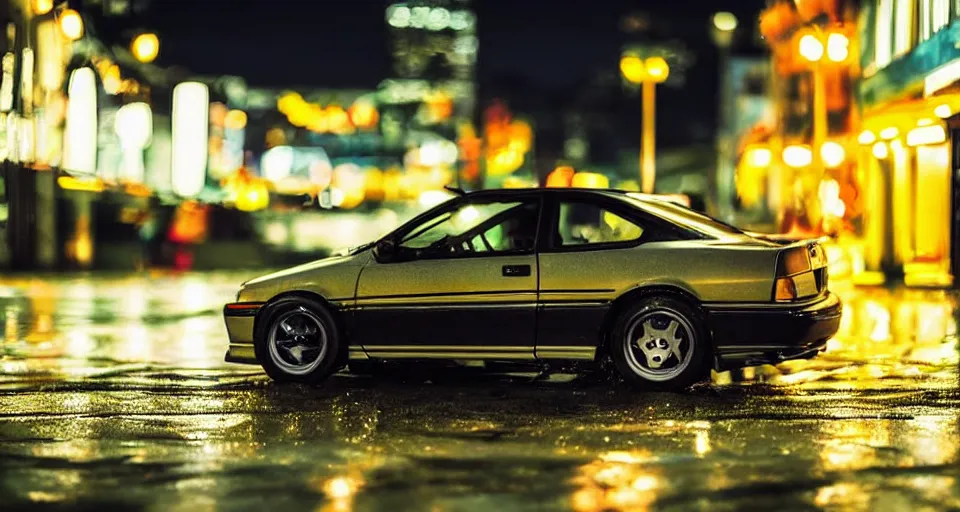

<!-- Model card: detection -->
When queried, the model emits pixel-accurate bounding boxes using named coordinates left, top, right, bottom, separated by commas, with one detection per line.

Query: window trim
left=390, top=194, right=544, bottom=262
left=538, top=192, right=670, bottom=254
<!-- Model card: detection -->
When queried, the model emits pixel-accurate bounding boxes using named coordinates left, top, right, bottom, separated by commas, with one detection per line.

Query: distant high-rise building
left=382, top=0, right=477, bottom=129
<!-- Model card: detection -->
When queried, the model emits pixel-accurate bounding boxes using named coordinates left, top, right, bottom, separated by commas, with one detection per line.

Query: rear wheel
left=255, top=297, right=343, bottom=384
left=608, top=296, right=710, bottom=391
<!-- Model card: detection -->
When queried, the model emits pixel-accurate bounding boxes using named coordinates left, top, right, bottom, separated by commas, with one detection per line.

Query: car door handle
left=502, top=264, right=531, bottom=277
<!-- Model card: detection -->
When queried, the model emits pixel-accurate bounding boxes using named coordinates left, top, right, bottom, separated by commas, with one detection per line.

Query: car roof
left=463, top=187, right=631, bottom=200
left=460, top=187, right=744, bottom=238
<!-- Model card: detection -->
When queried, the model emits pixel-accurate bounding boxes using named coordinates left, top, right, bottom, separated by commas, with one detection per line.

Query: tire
left=254, top=296, right=344, bottom=384
left=608, top=296, right=710, bottom=391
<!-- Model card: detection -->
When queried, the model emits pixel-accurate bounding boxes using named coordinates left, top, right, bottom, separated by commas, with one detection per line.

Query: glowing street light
left=619, top=56, right=646, bottom=84
left=620, top=54, right=671, bottom=193
left=798, top=34, right=825, bottom=62
left=32, top=0, right=53, bottom=15
left=131, top=33, right=160, bottom=63
left=820, top=141, right=846, bottom=168
left=58, top=9, right=84, bottom=40
left=644, top=57, right=670, bottom=83
left=826, top=33, right=849, bottom=62
left=795, top=29, right=849, bottom=182
left=712, top=12, right=738, bottom=32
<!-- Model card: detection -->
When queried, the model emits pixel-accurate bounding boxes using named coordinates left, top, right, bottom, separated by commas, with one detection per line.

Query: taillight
left=773, top=246, right=817, bottom=302
left=775, top=277, right=798, bottom=301
left=775, top=247, right=811, bottom=276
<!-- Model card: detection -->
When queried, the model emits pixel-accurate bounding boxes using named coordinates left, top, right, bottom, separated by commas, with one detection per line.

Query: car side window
left=555, top=200, right=644, bottom=247
left=399, top=199, right=539, bottom=258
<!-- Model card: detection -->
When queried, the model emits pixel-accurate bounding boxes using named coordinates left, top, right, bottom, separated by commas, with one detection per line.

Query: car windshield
left=621, top=193, right=745, bottom=238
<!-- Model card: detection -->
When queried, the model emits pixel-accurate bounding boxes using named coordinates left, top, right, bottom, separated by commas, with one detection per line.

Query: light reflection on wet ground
left=0, top=272, right=958, bottom=511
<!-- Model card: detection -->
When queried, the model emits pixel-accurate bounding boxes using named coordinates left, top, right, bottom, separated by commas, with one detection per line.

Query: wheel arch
left=596, top=284, right=713, bottom=361
left=254, top=290, right=349, bottom=354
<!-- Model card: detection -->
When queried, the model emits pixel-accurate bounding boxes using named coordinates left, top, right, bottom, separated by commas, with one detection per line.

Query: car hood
left=243, top=253, right=365, bottom=288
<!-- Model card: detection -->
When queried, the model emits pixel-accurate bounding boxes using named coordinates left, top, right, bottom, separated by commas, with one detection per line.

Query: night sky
left=146, top=0, right=766, bottom=148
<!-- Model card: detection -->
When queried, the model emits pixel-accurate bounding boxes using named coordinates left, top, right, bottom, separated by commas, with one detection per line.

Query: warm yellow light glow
left=547, top=166, right=576, bottom=187
left=277, top=91, right=304, bottom=114
left=857, top=130, right=876, bottom=145
left=713, top=12, right=738, bottom=32
left=224, top=109, right=247, bottom=130
left=57, top=176, right=104, bottom=192
left=818, top=179, right=846, bottom=218
left=917, top=118, right=934, bottom=126
left=58, top=9, right=83, bottom=40
left=348, top=99, right=379, bottom=130
left=644, top=57, right=670, bottom=83
left=103, top=65, right=121, bottom=95
left=879, top=127, right=899, bottom=140
left=782, top=145, right=813, bottom=168
left=798, top=34, right=824, bottom=62
left=934, top=104, right=952, bottom=118
left=620, top=55, right=646, bottom=84
left=820, top=141, right=846, bottom=168
left=63, top=67, right=97, bottom=175
left=235, top=180, right=270, bottom=212
left=826, top=33, right=849, bottom=62
left=33, top=0, right=53, bottom=15
left=747, top=147, right=772, bottom=167
left=872, top=141, right=889, bottom=159
left=906, top=125, right=947, bottom=147
left=171, top=82, right=210, bottom=198
left=131, top=33, right=159, bottom=63
left=571, top=172, right=610, bottom=189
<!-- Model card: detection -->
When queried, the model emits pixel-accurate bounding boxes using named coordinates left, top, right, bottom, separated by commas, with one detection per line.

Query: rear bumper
left=223, top=302, right=263, bottom=364
left=705, top=292, right=842, bottom=371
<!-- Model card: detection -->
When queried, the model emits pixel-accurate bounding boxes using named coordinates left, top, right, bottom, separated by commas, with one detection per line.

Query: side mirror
left=374, top=238, right=397, bottom=262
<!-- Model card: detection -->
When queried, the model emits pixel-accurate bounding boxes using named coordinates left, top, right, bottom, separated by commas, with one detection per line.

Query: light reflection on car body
left=224, top=188, right=842, bottom=390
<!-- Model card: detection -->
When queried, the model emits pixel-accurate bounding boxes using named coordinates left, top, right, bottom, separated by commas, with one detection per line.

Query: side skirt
left=359, top=345, right=597, bottom=361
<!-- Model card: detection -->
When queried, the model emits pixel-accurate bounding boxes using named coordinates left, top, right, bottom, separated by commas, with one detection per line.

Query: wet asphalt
left=0, top=271, right=958, bottom=511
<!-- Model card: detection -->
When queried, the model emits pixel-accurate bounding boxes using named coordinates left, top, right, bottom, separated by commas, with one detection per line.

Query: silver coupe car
left=223, top=188, right=841, bottom=390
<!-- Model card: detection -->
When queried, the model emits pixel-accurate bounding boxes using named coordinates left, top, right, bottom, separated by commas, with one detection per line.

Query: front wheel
left=254, top=297, right=344, bottom=384
left=608, top=296, right=710, bottom=391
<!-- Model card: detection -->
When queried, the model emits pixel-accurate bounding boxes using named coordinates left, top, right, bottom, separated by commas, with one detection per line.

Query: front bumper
left=705, top=292, right=842, bottom=371
left=223, top=302, right=263, bottom=364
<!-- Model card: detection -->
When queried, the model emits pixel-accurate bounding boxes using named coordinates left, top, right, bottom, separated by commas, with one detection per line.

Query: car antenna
left=444, top=185, right=466, bottom=196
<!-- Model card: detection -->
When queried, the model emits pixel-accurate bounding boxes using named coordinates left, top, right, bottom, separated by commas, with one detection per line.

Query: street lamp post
left=797, top=30, right=848, bottom=190
left=620, top=55, right=669, bottom=194
left=710, top=11, right=737, bottom=218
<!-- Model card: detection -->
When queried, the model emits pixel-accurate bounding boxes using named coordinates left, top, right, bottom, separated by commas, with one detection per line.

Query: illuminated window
left=920, top=0, right=932, bottom=41
left=933, top=0, right=950, bottom=34
left=894, top=0, right=916, bottom=56
left=171, top=82, right=209, bottom=198
left=876, top=0, right=894, bottom=68
left=63, top=67, right=97, bottom=175
left=921, top=0, right=951, bottom=40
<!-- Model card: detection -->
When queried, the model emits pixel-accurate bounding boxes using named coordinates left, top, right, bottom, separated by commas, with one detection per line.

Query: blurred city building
left=711, top=10, right=777, bottom=228
left=385, top=0, right=478, bottom=187
left=856, top=0, right=960, bottom=288
left=753, top=0, right=960, bottom=290
left=0, top=0, right=486, bottom=270
left=758, top=0, right=859, bottom=240
left=0, top=0, right=251, bottom=270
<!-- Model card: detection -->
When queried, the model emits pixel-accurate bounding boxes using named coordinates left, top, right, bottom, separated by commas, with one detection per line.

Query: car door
left=535, top=192, right=654, bottom=360
left=352, top=194, right=542, bottom=359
